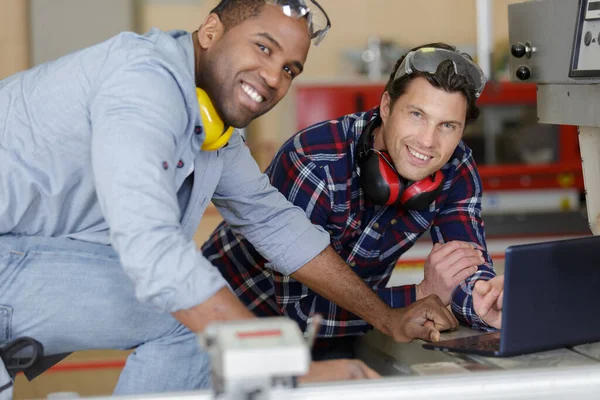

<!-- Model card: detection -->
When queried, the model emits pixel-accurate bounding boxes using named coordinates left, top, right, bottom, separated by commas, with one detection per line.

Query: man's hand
left=383, top=294, right=459, bottom=343
left=473, top=275, right=504, bottom=329
left=416, top=241, right=485, bottom=305
left=298, top=359, right=380, bottom=384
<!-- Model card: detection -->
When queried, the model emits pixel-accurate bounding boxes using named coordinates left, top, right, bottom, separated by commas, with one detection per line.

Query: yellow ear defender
left=196, top=87, right=234, bottom=151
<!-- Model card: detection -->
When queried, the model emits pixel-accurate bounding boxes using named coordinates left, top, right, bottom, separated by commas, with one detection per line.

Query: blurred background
left=0, top=0, right=591, bottom=397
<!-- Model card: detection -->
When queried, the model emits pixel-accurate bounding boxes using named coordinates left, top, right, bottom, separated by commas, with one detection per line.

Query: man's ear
left=197, top=13, right=225, bottom=49
left=380, top=91, right=391, bottom=123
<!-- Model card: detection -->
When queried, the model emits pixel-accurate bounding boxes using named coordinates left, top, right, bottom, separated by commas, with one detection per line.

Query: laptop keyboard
left=466, top=337, right=501, bottom=351
left=423, top=331, right=502, bottom=355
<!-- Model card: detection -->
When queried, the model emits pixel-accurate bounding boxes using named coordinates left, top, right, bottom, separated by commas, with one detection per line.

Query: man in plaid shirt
left=202, top=43, right=504, bottom=356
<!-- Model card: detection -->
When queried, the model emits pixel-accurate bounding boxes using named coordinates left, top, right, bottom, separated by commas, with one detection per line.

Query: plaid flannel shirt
left=203, top=107, right=496, bottom=337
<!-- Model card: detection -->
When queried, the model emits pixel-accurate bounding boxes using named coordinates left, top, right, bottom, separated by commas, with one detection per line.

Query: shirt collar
left=353, top=107, right=381, bottom=149
left=172, top=30, right=196, bottom=83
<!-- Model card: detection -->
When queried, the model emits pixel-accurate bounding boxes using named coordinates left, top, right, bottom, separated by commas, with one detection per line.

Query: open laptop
left=422, top=235, right=600, bottom=357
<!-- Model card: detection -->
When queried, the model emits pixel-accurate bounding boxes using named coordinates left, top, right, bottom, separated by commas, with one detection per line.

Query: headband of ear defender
left=196, top=88, right=234, bottom=151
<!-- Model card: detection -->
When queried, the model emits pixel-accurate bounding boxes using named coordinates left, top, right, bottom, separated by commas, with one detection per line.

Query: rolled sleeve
left=432, top=153, right=496, bottom=330
left=271, top=221, right=330, bottom=274
left=377, top=285, right=416, bottom=308
left=212, top=133, right=330, bottom=276
left=91, top=58, right=227, bottom=313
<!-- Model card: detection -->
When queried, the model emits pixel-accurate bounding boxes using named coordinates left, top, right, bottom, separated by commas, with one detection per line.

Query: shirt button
left=162, top=161, right=169, bottom=170
left=194, top=126, right=203, bottom=135
left=391, top=219, right=397, bottom=225
left=177, top=160, right=184, bottom=168
left=373, top=222, right=380, bottom=229
left=350, top=261, right=356, bottom=267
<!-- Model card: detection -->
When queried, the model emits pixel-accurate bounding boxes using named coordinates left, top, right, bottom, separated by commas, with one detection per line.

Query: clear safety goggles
left=215, top=0, right=331, bottom=46
left=393, top=47, right=486, bottom=98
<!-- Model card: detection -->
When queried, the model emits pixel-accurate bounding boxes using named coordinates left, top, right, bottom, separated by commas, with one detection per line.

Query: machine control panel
left=570, top=0, right=600, bottom=77
left=508, top=0, right=600, bottom=84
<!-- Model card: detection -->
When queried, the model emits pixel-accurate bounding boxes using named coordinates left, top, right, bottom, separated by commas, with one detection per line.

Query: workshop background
left=0, top=0, right=589, bottom=398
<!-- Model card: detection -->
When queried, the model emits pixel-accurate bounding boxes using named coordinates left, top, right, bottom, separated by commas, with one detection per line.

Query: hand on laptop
left=417, top=241, right=485, bottom=305
left=473, top=275, right=504, bottom=329
left=385, top=294, right=459, bottom=343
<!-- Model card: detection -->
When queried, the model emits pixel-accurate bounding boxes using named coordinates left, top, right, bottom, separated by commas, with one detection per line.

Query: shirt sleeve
left=268, top=136, right=333, bottom=227
left=211, top=133, right=330, bottom=276
left=377, top=285, right=416, bottom=308
left=90, top=58, right=228, bottom=313
left=430, top=152, right=497, bottom=331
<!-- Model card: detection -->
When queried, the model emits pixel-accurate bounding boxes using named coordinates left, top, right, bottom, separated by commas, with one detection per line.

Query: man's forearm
left=291, top=246, right=393, bottom=335
left=172, top=287, right=256, bottom=332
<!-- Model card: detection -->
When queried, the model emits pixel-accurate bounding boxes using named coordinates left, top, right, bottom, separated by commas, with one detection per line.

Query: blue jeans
left=0, top=234, right=211, bottom=395
left=0, top=357, right=12, bottom=400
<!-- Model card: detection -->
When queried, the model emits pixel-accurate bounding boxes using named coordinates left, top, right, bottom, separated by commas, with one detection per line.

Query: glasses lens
left=306, top=0, right=330, bottom=38
left=266, top=0, right=330, bottom=45
left=395, top=48, right=486, bottom=97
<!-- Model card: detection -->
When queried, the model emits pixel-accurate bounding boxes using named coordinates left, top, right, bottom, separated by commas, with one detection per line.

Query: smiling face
left=195, top=4, right=310, bottom=128
left=374, top=76, right=468, bottom=181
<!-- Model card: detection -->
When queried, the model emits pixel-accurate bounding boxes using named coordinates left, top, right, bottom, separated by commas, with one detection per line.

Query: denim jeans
left=0, top=234, right=211, bottom=395
left=0, top=357, right=11, bottom=400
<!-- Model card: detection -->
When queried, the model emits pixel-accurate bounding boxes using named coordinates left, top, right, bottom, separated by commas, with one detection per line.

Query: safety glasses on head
left=215, top=0, right=331, bottom=46
left=393, top=47, right=487, bottom=98
left=265, top=0, right=330, bottom=46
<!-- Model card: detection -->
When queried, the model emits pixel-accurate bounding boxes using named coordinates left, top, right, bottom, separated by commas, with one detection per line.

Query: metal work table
left=83, top=325, right=600, bottom=400
left=91, top=329, right=600, bottom=400
left=356, top=326, right=600, bottom=377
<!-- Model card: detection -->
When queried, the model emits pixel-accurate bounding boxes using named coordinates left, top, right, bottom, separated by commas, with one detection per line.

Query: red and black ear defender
left=356, top=116, right=444, bottom=210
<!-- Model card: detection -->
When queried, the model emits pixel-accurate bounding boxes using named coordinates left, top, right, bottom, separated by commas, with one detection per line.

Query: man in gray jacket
left=0, top=0, right=456, bottom=395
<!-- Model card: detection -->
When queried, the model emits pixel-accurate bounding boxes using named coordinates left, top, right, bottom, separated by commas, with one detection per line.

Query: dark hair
left=384, top=42, right=480, bottom=126
left=211, top=0, right=266, bottom=31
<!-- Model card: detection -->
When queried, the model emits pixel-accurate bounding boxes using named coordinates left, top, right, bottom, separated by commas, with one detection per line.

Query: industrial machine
left=508, top=0, right=600, bottom=235
left=198, top=317, right=310, bottom=400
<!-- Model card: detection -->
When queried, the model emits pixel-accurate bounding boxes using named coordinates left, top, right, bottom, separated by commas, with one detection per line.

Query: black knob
left=516, top=65, right=531, bottom=81
left=585, top=31, right=592, bottom=46
left=511, top=43, right=527, bottom=58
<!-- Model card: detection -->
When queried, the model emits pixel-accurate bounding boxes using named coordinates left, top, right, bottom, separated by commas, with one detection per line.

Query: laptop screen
left=501, top=235, right=600, bottom=355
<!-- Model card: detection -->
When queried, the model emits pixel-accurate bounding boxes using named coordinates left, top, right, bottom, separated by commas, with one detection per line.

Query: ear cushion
left=358, top=151, right=404, bottom=206
left=376, top=151, right=404, bottom=205
left=197, top=87, right=234, bottom=151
